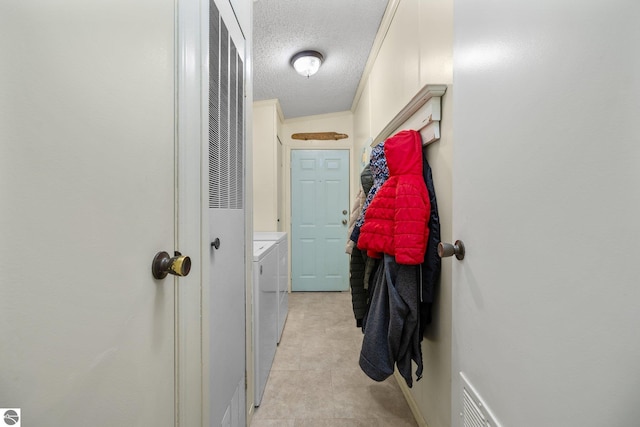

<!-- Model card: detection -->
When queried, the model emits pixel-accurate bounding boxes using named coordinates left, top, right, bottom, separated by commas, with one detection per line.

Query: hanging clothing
left=346, top=164, right=372, bottom=254
left=347, top=165, right=375, bottom=327
left=359, top=260, right=392, bottom=380
left=359, top=255, right=423, bottom=387
left=419, top=150, right=441, bottom=334
left=345, top=187, right=365, bottom=255
left=356, top=130, right=440, bottom=385
left=358, top=130, right=431, bottom=265
left=350, top=142, right=388, bottom=245
left=348, top=247, right=369, bottom=327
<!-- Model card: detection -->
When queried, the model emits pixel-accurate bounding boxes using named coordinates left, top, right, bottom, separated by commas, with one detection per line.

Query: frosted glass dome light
left=291, top=50, right=324, bottom=78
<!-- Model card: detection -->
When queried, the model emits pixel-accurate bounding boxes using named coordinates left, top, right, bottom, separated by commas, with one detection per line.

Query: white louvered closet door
left=207, top=1, right=246, bottom=426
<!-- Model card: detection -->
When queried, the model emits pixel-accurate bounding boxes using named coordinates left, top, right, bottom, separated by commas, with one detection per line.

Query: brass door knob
left=152, top=251, right=192, bottom=279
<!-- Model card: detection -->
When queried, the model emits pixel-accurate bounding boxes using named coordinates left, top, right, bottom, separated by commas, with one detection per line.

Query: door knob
left=342, top=219, right=348, bottom=225
left=211, top=238, right=221, bottom=250
left=152, top=251, right=192, bottom=279
left=437, top=240, right=465, bottom=260
left=342, top=210, right=348, bottom=215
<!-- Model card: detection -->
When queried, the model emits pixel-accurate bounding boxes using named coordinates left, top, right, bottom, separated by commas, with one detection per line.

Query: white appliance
left=253, top=232, right=289, bottom=342
left=252, top=240, right=278, bottom=406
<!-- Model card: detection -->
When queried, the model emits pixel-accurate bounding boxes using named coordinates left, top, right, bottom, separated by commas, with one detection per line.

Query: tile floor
left=251, top=291, right=418, bottom=427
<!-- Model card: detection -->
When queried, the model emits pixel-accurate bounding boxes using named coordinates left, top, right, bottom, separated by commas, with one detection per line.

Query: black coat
left=349, top=165, right=375, bottom=326
left=419, top=151, right=441, bottom=336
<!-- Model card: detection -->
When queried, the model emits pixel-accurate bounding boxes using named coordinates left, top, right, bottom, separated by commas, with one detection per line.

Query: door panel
left=207, top=1, right=246, bottom=425
left=452, top=1, right=640, bottom=426
left=291, top=150, right=349, bottom=291
left=0, top=0, right=177, bottom=425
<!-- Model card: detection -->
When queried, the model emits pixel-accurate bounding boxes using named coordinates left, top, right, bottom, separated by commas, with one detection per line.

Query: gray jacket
left=359, top=254, right=423, bottom=387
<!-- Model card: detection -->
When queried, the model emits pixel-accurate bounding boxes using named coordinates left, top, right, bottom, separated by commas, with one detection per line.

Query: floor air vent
left=461, top=372, right=501, bottom=427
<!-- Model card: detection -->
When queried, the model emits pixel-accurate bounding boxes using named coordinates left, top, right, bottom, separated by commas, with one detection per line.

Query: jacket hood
left=360, top=164, right=374, bottom=194
left=384, top=130, right=423, bottom=176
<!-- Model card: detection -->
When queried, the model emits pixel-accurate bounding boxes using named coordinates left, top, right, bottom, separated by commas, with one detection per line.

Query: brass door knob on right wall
left=437, top=240, right=465, bottom=260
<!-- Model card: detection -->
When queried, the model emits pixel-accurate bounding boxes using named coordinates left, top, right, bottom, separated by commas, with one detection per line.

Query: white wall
left=352, top=1, right=453, bottom=426
left=253, top=99, right=283, bottom=231
left=368, top=0, right=421, bottom=138
left=452, top=0, right=640, bottom=425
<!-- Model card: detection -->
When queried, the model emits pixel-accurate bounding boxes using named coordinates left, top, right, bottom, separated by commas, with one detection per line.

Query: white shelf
left=371, top=84, right=447, bottom=147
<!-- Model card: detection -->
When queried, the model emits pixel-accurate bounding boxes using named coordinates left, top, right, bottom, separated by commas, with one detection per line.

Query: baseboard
left=394, top=370, right=429, bottom=427
left=247, top=403, right=255, bottom=426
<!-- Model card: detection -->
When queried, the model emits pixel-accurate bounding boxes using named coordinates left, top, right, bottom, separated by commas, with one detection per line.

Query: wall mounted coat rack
left=371, top=84, right=447, bottom=147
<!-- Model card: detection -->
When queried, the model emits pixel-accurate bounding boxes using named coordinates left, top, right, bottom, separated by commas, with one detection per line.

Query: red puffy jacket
left=357, top=130, right=430, bottom=265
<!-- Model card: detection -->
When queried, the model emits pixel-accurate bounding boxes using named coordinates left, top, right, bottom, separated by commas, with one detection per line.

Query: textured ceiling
left=253, top=0, right=389, bottom=119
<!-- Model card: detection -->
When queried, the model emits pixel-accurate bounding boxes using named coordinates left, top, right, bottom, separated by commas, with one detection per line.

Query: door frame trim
left=176, top=0, right=205, bottom=425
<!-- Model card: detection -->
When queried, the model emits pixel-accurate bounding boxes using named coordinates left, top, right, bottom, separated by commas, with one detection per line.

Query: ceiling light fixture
left=290, top=50, right=324, bottom=78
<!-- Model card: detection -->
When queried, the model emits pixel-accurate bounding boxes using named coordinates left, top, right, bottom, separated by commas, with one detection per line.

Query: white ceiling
left=253, top=0, right=389, bottom=119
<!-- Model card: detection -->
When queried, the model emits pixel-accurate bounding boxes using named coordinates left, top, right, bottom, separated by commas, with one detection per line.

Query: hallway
left=251, top=292, right=417, bottom=426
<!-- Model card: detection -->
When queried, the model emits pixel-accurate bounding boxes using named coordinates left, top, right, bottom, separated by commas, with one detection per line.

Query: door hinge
left=245, top=372, right=248, bottom=390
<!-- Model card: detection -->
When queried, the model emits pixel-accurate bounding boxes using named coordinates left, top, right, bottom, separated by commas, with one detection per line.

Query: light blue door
left=291, top=150, right=350, bottom=291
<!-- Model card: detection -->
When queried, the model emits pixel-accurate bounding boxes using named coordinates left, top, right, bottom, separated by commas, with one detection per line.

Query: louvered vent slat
left=220, top=24, right=230, bottom=208
left=463, top=389, right=486, bottom=427
left=209, top=1, right=220, bottom=208
left=208, top=1, right=244, bottom=210
left=461, top=373, right=501, bottom=427
left=230, top=44, right=238, bottom=209
left=237, top=57, right=244, bottom=208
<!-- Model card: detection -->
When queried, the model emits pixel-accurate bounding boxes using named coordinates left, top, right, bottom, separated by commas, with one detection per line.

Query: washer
left=253, top=232, right=289, bottom=342
left=252, top=240, right=278, bottom=406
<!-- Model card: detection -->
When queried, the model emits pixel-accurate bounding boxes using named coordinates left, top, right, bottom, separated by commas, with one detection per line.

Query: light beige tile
left=255, top=370, right=334, bottom=419
left=332, top=385, right=378, bottom=419
left=366, top=380, right=414, bottom=419
left=299, top=338, right=360, bottom=371
left=331, top=367, right=375, bottom=388
left=332, top=377, right=414, bottom=420
left=377, top=418, right=418, bottom=427
left=294, top=418, right=379, bottom=427
left=271, top=342, right=301, bottom=370
left=326, top=324, right=364, bottom=344
left=256, top=292, right=417, bottom=426
left=250, top=418, right=295, bottom=427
